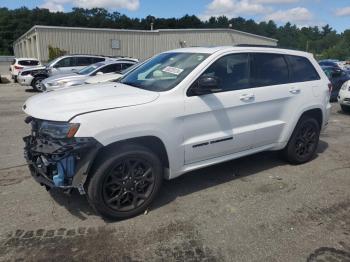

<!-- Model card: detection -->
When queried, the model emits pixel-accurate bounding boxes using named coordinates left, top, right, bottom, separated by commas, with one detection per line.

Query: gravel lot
left=0, top=82, right=349, bottom=262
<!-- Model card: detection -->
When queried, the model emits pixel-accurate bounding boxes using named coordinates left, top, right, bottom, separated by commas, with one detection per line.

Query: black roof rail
left=66, top=54, right=135, bottom=59
left=235, top=44, right=308, bottom=52
left=235, top=44, right=278, bottom=48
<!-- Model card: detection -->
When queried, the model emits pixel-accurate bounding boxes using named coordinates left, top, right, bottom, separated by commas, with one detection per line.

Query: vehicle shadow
left=25, top=88, right=39, bottom=93
left=152, top=140, right=329, bottom=211
left=337, top=109, right=350, bottom=115
left=48, top=140, right=328, bottom=221
left=49, top=188, right=94, bottom=220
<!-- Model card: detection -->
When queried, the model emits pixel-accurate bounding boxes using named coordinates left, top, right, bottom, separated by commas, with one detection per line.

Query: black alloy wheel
left=87, top=144, right=163, bottom=220
left=294, top=122, right=318, bottom=158
left=284, top=117, right=320, bottom=164
left=102, top=158, right=155, bottom=212
left=31, top=76, right=46, bottom=92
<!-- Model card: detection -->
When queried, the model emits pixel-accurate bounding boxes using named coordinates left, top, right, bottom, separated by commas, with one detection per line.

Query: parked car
left=338, top=80, right=350, bottom=112
left=338, top=61, right=350, bottom=70
left=42, top=59, right=138, bottom=91
left=17, top=65, right=47, bottom=90
left=319, top=59, right=341, bottom=69
left=17, top=55, right=117, bottom=91
left=23, top=46, right=331, bottom=220
left=321, top=66, right=350, bottom=101
left=84, top=72, right=124, bottom=85
left=10, top=58, right=41, bottom=82
left=84, top=62, right=141, bottom=85
left=46, top=55, right=110, bottom=76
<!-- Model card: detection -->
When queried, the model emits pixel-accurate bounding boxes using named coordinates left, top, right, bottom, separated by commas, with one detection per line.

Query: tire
left=87, top=144, right=163, bottom=220
left=31, top=76, right=46, bottom=92
left=341, top=105, right=350, bottom=113
left=284, top=116, right=320, bottom=165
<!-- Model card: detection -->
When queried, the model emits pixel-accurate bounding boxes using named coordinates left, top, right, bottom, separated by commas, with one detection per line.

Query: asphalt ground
left=0, top=82, right=349, bottom=262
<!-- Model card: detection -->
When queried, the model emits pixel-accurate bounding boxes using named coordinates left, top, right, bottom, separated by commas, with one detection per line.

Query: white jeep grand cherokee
left=23, top=46, right=332, bottom=220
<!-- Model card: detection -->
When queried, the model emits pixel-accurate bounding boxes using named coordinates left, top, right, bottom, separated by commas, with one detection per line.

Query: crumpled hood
left=23, top=83, right=159, bottom=122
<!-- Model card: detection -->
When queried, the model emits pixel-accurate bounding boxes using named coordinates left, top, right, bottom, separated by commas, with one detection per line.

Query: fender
left=94, top=126, right=177, bottom=178
left=282, top=104, right=324, bottom=145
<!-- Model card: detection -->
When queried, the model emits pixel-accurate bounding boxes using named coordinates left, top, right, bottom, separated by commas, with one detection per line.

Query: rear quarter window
left=76, top=57, right=93, bottom=66
left=287, top=55, right=320, bottom=82
left=18, top=60, right=40, bottom=66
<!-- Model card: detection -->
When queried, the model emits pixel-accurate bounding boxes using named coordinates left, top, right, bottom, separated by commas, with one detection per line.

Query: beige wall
left=14, top=31, right=40, bottom=60
left=14, top=28, right=277, bottom=61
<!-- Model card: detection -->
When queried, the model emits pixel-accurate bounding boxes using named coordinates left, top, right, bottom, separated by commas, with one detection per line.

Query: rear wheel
left=31, top=76, right=46, bottom=92
left=87, top=144, right=163, bottom=220
left=341, top=105, right=350, bottom=113
left=284, top=117, right=320, bottom=164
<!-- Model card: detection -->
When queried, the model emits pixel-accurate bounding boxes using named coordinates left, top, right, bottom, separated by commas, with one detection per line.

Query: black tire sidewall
left=31, top=77, right=45, bottom=91
left=285, top=117, right=320, bottom=164
left=341, top=105, right=350, bottom=113
left=87, top=144, right=163, bottom=220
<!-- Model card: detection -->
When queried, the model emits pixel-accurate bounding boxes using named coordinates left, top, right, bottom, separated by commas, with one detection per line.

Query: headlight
left=39, top=121, right=80, bottom=139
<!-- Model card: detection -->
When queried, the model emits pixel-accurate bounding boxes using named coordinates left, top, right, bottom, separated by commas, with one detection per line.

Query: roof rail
left=67, top=54, right=136, bottom=59
left=234, top=44, right=278, bottom=48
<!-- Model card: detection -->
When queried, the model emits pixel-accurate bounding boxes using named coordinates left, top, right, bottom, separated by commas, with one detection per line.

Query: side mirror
left=96, top=72, right=104, bottom=76
left=189, top=76, right=221, bottom=96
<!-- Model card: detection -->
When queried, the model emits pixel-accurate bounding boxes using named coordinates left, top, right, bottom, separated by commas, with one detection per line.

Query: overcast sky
left=1, top=0, right=350, bottom=32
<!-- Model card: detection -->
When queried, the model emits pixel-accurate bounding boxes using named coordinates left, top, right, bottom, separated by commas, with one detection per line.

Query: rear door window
left=18, top=60, right=40, bottom=66
left=287, top=55, right=320, bottom=82
left=76, top=57, right=92, bottom=66
left=92, top=57, right=105, bottom=63
left=251, top=53, right=289, bottom=87
left=97, top=63, right=122, bottom=74
left=55, top=57, right=74, bottom=67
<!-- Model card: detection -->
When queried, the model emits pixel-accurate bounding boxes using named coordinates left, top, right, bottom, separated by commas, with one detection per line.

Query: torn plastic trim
left=24, top=135, right=102, bottom=194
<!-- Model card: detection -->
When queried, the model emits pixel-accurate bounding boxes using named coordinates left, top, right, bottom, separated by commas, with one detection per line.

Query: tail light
left=328, top=83, right=333, bottom=95
left=14, top=65, right=24, bottom=70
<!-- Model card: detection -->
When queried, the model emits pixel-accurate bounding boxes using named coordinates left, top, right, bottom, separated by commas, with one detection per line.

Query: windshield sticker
left=162, top=66, right=184, bottom=75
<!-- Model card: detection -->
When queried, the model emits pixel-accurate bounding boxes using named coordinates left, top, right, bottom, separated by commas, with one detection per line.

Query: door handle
left=289, top=87, right=301, bottom=94
left=240, top=93, right=255, bottom=101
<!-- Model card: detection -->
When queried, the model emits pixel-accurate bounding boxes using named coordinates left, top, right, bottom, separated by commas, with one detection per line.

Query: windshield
left=78, top=62, right=103, bottom=75
left=120, top=52, right=209, bottom=91
left=120, top=63, right=140, bottom=75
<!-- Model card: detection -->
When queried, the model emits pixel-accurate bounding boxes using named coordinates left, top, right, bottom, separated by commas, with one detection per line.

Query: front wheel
left=284, top=117, right=320, bottom=164
left=87, top=144, right=163, bottom=220
left=31, top=76, right=46, bottom=92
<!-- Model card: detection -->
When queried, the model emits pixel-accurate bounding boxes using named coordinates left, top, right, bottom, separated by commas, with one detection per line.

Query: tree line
left=0, top=7, right=349, bottom=60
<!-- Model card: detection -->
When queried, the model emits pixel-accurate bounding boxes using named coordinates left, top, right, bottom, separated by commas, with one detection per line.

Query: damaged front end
left=23, top=117, right=102, bottom=194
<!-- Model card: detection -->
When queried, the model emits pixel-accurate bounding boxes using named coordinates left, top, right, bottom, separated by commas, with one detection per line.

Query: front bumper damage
left=23, top=131, right=102, bottom=194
